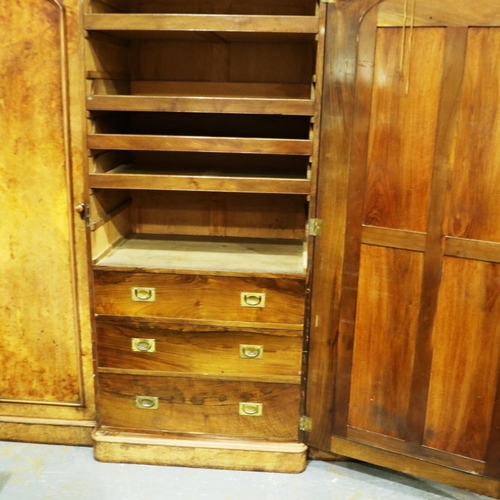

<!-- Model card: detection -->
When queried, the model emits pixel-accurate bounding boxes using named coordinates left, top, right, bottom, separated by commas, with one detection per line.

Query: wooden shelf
left=89, top=165, right=310, bottom=194
left=84, top=14, right=319, bottom=39
left=86, top=95, right=315, bottom=116
left=128, top=82, right=312, bottom=99
left=94, top=234, right=306, bottom=275
left=88, top=134, right=314, bottom=155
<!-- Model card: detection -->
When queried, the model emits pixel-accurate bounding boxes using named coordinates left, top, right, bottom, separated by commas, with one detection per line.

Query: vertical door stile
left=305, top=0, right=382, bottom=450
left=301, top=1, right=328, bottom=439
left=332, top=4, right=379, bottom=437
left=405, top=27, right=469, bottom=445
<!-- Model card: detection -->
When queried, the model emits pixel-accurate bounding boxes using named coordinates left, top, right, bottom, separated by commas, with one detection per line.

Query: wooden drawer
left=96, top=317, right=303, bottom=382
left=93, top=271, right=305, bottom=325
left=98, top=374, right=301, bottom=440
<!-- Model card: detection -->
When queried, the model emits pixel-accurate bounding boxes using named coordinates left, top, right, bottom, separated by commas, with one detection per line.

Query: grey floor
left=0, top=441, right=491, bottom=500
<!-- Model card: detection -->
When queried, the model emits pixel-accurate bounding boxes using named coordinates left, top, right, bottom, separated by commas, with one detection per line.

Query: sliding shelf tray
left=89, top=165, right=310, bottom=194
left=88, top=135, right=314, bottom=155
left=90, top=82, right=313, bottom=100
left=83, top=14, right=319, bottom=38
left=86, top=95, right=315, bottom=116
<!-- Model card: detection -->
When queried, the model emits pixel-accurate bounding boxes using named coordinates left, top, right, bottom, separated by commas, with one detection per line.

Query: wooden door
left=0, top=0, right=95, bottom=443
left=306, top=0, right=500, bottom=496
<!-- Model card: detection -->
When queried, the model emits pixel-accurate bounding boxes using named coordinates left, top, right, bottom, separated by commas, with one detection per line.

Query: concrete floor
left=0, top=441, right=491, bottom=500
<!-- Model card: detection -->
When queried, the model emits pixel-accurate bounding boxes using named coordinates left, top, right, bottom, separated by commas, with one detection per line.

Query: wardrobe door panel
left=0, top=0, right=94, bottom=440
left=307, top=1, right=500, bottom=496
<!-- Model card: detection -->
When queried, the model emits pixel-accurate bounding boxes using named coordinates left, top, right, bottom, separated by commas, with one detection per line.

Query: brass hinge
left=308, top=218, right=324, bottom=237
left=85, top=204, right=91, bottom=227
left=300, top=416, right=313, bottom=432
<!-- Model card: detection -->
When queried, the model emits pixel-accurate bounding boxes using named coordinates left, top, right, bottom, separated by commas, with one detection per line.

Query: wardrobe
left=2, top=0, right=500, bottom=497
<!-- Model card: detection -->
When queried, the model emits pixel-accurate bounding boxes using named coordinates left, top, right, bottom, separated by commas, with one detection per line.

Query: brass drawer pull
left=239, top=344, right=264, bottom=359
left=239, top=402, right=263, bottom=416
left=135, top=396, right=159, bottom=410
left=132, top=338, right=156, bottom=352
left=240, top=292, right=266, bottom=308
left=132, top=287, right=156, bottom=302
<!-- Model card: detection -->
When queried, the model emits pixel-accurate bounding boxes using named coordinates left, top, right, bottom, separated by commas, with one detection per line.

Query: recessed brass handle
left=132, top=338, right=156, bottom=352
left=240, top=293, right=266, bottom=308
left=135, top=396, right=159, bottom=410
left=239, top=402, right=263, bottom=416
left=132, top=287, right=156, bottom=302
left=239, top=344, right=264, bottom=359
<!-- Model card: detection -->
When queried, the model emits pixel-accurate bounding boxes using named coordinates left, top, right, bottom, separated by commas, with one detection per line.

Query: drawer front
left=93, top=271, right=305, bottom=325
left=96, top=318, right=303, bottom=381
left=98, top=374, right=301, bottom=440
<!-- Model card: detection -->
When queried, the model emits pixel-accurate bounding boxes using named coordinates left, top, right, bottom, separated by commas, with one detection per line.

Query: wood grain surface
left=0, top=0, right=82, bottom=405
left=98, top=374, right=301, bottom=439
left=96, top=317, right=302, bottom=381
left=89, top=169, right=311, bottom=194
left=378, top=0, right=500, bottom=27
left=363, top=28, right=444, bottom=232
left=424, top=258, right=500, bottom=461
left=305, top=0, right=380, bottom=450
left=348, top=245, right=423, bottom=440
left=128, top=191, right=307, bottom=240
left=87, top=95, right=315, bottom=115
left=406, top=26, right=468, bottom=445
left=128, top=0, right=317, bottom=16
left=330, top=435, right=500, bottom=499
left=129, top=81, right=311, bottom=98
left=94, top=234, right=305, bottom=274
left=93, top=271, right=305, bottom=324
left=306, top=0, right=500, bottom=489
left=84, top=14, right=319, bottom=34
left=331, top=4, right=379, bottom=436
left=132, top=39, right=315, bottom=84
left=346, top=426, right=486, bottom=476
left=93, top=429, right=307, bottom=472
left=88, top=134, right=314, bottom=155
left=447, top=29, right=500, bottom=244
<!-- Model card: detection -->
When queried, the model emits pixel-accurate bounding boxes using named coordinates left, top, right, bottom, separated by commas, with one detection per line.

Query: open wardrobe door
left=305, top=0, right=500, bottom=497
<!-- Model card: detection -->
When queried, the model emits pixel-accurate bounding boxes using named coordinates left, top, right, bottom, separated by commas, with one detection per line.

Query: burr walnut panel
left=0, top=0, right=82, bottom=405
